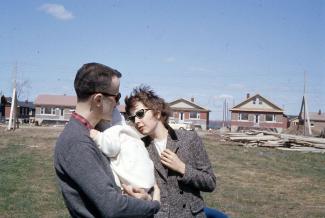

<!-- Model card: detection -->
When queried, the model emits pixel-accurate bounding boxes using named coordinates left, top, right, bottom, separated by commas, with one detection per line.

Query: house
left=286, top=115, right=299, bottom=127
left=230, top=93, right=287, bottom=133
left=34, top=94, right=126, bottom=125
left=299, top=110, right=325, bottom=136
left=168, top=97, right=210, bottom=130
left=34, top=94, right=77, bottom=125
left=0, top=95, right=35, bottom=123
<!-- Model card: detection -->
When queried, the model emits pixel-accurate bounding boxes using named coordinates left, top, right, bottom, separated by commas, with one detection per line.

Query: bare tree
left=16, top=79, right=31, bottom=100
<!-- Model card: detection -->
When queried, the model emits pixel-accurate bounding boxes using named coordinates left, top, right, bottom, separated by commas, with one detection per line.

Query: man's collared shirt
left=71, top=112, right=93, bottom=129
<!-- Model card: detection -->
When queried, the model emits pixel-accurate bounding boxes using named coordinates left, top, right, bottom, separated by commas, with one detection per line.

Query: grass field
left=0, top=127, right=325, bottom=218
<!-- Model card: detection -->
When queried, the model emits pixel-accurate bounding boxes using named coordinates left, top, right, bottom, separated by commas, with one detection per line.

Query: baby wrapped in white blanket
left=91, top=108, right=155, bottom=191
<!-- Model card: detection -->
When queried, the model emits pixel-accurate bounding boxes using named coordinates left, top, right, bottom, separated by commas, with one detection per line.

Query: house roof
left=34, top=94, right=77, bottom=107
left=309, top=112, right=325, bottom=121
left=230, top=94, right=284, bottom=113
left=1, top=96, right=34, bottom=108
left=18, top=100, right=34, bottom=108
left=168, top=98, right=210, bottom=112
left=300, top=112, right=325, bottom=122
left=34, top=94, right=126, bottom=112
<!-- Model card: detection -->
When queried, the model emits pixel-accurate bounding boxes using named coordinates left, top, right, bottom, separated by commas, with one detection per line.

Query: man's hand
left=89, top=129, right=99, bottom=140
left=152, top=183, right=160, bottom=202
left=122, top=184, right=152, bottom=201
left=160, top=149, right=185, bottom=175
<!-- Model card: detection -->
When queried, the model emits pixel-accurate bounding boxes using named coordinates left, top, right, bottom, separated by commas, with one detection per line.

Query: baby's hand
left=90, top=129, right=99, bottom=140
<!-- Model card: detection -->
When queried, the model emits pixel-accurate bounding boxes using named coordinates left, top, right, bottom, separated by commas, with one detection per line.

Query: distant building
left=34, top=94, right=126, bottom=125
left=34, top=94, right=77, bottom=125
left=168, top=97, right=210, bottom=130
left=0, top=95, right=35, bottom=123
left=286, top=115, right=299, bottom=127
left=299, top=110, right=325, bottom=136
left=230, top=93, right=287, bottom=133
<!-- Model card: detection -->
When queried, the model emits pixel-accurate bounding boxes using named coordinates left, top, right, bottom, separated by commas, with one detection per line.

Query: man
left=54, top=63, right=160, bottom=217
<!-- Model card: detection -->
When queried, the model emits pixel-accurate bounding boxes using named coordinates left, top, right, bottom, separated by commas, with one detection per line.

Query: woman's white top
left=93, top=124, right=155, bottom=190
left=153, top=138, right=167, bottom=156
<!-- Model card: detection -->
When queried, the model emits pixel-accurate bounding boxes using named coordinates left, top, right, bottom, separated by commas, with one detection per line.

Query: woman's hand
left=160, top=149, right=185, bottom=175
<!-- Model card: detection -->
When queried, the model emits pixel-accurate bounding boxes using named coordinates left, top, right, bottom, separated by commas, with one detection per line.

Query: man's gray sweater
left=54, top=117, right=160, bottom=217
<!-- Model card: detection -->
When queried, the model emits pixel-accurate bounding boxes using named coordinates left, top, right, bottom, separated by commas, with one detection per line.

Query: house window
left=42, top=107, right=53, bottom=114
left=190, top=112, right=200, bottom=119
left=45, top=107, right=51, bottom=114
left=61, top=109, right=64, bottom=116
left=239, top=113, right=249, bottom=120
left=265, top=114, right=275, bottom=122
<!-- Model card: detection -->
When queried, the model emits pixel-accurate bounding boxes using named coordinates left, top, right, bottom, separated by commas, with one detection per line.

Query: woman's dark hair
left=74, top=62, right=122, bottom=101
left=125, top=85, right=171, bottom=126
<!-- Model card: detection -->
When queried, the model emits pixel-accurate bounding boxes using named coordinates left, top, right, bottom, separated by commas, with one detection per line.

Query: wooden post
left=7, top=63, right=18, bottom=131
left=7, top=88, right=17, bottom=130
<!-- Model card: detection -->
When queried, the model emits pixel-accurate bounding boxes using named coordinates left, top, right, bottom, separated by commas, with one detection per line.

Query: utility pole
left=302, top=71, right=312, bottom=136
left=226, top=99, right=228, bottom=128
left=7, top=63, right=18, bottom=130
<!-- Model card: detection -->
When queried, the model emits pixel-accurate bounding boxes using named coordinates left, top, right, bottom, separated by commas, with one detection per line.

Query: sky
left=1, top=0, right=324, bottom=120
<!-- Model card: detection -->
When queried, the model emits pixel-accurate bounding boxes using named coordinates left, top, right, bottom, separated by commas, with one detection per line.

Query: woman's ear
left=156, top=111, right=161, bottom=119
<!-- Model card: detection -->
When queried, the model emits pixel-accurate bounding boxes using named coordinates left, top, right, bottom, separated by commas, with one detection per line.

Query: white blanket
left=94, top=124, right=155, bottom=190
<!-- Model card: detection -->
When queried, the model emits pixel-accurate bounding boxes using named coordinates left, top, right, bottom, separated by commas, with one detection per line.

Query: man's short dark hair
left=74, top=63, right=122, bottom=101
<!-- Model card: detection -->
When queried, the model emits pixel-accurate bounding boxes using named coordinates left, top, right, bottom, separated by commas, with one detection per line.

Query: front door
left=179, top=112, right=184, bottom=122
left=254, top=114, right=259, bottom=126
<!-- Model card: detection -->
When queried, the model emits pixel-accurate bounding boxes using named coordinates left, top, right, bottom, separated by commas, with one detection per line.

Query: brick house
left=0, top=95, right=35, bottom=123
left=230, top=94, right=287, bottom=133
left=34, top=94, right=77, bottom=125
left=299, top=110, right=325, bottom=136
left=168, top=98, right=210, bottom=130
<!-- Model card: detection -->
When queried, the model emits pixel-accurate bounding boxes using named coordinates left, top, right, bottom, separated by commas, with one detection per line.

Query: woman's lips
left=137, top=126, right=144, bottom=133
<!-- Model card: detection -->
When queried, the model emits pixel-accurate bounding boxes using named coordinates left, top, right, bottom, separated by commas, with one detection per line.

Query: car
left=168, top=120, right=194, bottom=131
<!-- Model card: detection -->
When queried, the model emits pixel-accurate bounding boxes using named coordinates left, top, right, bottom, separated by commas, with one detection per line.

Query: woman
left=124, top=85, right=217, bottom=218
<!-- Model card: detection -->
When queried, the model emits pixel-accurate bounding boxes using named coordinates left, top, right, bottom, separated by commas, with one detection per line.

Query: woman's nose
left=134, top=116, right=140, bottom=124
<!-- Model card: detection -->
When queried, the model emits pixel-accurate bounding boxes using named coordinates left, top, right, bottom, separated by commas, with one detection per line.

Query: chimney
left=246, top=93, right=250, bottom=99
left=319, top=109, right=322, bottom=115
left=191, top=97, right=194, bottom=102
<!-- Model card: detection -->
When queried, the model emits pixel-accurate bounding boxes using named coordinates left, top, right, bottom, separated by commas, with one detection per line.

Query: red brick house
left=230, top=94, right=287, bottom=133
left=168, top=98, right=210, bottom=130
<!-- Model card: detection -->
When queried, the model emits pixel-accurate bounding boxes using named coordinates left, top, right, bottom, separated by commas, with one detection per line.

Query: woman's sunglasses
left=127, top=109, right=151, bottom=123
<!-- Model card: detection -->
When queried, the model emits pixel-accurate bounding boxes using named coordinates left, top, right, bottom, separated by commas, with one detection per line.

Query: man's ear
left=92, top=94, right=103, bottom=107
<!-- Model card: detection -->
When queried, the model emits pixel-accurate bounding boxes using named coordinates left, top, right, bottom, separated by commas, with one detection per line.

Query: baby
left=90, top=107, right=155, bottom=191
